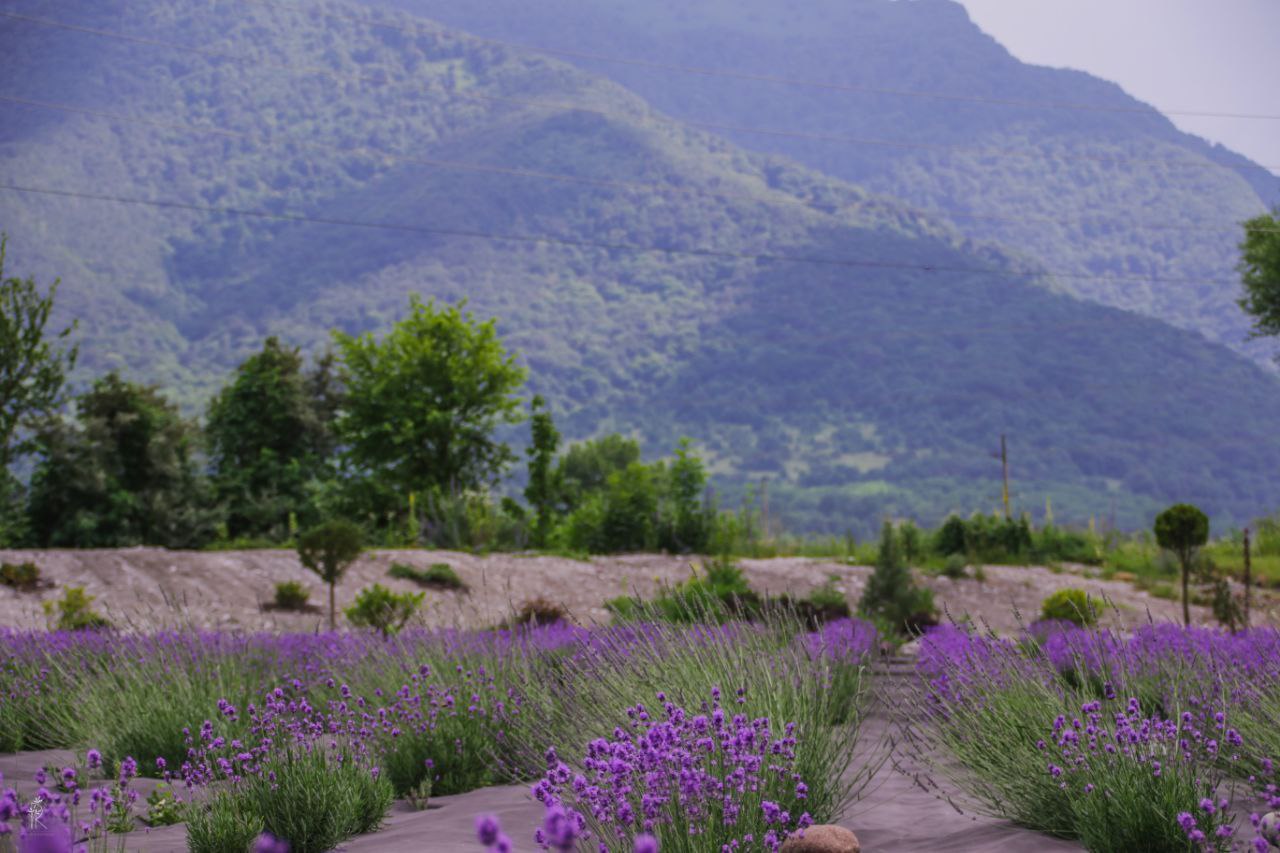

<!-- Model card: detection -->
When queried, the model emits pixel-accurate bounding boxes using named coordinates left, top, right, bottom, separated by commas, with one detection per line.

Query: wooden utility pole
left=1000, top=434, right=1010, bottom=519
left=1243, top=527, right=1252, bottom=628
left=760, top=478, right=770, bottom=541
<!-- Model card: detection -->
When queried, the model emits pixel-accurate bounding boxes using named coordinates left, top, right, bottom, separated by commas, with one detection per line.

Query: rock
left=898, top=639, right=921, bottom=657
left=780, top=825, right=861, bottom=853
left=1259, top=811, right=1280, bottom=847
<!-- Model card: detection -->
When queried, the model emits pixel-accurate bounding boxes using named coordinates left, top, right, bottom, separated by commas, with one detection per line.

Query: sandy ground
left=2, top=548, right=1276, bottom=634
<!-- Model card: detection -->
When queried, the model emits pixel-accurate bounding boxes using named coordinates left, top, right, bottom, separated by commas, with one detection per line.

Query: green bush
left=188, top=748, right=392, bottom=853
left=803, top=574, right=851, bottom=622
left=145, top=783, right=186, bottom=827
left=272, top=580, right=310, bottom=611
left=388, top=561, right=467, bottom=591
left=1040, top=588, right=1097, bottom=627
left=0, top=560, right=40, bottom=590
left=41, top=586, right=111, bottom=631
left=941, top=553, right=968, bottom=580
left=509, top=596, right=569, bottom=626
left=345, top=584, right=425, bottom=637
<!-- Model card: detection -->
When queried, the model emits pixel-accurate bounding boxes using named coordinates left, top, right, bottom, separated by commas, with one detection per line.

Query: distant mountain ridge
left=375, top=0, right=1280, bottom=365
left=3, top=0, right=1280, bottom=534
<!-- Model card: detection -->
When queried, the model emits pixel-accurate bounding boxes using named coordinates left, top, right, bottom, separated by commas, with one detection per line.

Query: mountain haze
left=379, top=0, right=1280, bottom=364
left=3, top=0, right=1280, bottom=534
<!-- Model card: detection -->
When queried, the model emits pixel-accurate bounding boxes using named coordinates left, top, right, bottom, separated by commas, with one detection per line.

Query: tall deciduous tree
left=333, top=296, right=526, bottom=497
left=1239, top=209, right=1280, bottom=345
left=206, top=337, right=337, bottom=539
left=524, top=395, right=560, bottom=547
left=26, top=374, right=216, bottom=547
left=0, top=236, right=77, bottom=543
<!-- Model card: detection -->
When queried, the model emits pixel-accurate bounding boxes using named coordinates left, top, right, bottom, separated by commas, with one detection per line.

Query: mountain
left=3, top=0, right=1280, bottom=534
left=375, top=0, right=1280, bottom=365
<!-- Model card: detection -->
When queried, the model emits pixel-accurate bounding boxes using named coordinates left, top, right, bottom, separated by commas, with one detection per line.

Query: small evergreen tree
left=296, top=519, right=364, bottom=630
left=523, top=395, right=560, bottom=548
left=860, top=520, right=935, bottom=634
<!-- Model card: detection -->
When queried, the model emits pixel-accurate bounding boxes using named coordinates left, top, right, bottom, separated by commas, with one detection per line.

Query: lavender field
left=1, top=614, right=1278, bottom=852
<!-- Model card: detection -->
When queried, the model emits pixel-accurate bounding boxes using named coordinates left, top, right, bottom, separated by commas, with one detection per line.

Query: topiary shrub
left=0, top=560, right=41, bottom=591
left=42, top=586, right=111, bottom=631
left=297, top=519, right=364, bottom=631
left=1153, top=503, right=1209, bottom=627
left=1040, top=587, right=1097, bottom=627
left=345, top=584, right=425, bottom=638
left=272, top=581, right=311, bottom=612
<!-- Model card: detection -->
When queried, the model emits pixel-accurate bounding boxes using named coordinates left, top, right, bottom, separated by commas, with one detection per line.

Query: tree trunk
left=1181, top=557, right=1190, bottom=627
left=329, top=581, right=336, bottom=632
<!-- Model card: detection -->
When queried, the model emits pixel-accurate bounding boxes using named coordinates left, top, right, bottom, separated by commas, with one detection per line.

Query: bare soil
left=3, top=548, right=1275, bottom=633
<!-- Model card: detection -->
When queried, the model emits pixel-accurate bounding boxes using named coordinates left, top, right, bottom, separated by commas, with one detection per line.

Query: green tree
left=1154, top=503, right=1209, bottom=627
left=1239, top=209, right=1280, bottom=343
left=554, top=434, right=641, bottom=513
left=344, top=583, right=424, bottom=637
left=333, top=296, right=526, bottom=501
left=665, top=437, right=712, bottom=553
left=296, top=518, right=364, bottom=631
left=0, top=236, right=77, bottom=544
left=206, top=337, right=336, bottom=540
left=523, top=395, right=560, bottom=547
left=26, top=374, right=216, bottom=547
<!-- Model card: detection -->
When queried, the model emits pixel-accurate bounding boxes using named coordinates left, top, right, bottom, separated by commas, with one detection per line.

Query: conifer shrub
left=860, top=521, right=936, bottom=635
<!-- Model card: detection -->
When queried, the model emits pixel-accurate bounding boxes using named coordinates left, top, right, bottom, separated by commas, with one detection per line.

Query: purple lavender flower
left=253, top=831, right=291, bottom=853
left=476, top=814, right=502, bottom=847
left=633, top=834, right=659, bottom=853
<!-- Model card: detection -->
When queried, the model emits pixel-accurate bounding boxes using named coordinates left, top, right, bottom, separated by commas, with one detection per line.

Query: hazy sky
left=956, top=0, right=1280, bottom=176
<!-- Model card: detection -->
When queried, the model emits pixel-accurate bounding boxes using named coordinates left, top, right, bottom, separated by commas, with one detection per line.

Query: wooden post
left=1243, top=527, right=1252, bottom=629
left=1000, top=434, right=1010, bottom=519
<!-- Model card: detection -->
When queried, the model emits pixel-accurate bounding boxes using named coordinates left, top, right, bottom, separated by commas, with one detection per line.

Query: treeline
left=1, top=256, right=732, bottom=552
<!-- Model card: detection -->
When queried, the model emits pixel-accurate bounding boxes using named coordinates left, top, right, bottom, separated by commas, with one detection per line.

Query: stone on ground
left=780, top=824, right=861, bottom=853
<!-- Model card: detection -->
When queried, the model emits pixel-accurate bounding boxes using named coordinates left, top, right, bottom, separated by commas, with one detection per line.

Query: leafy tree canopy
left=333, top=296, right=526, bottom=497
left=206, top=336, right=337, bottom=539
left=1239, top=209, right=1280, bottom=342
left=26, top=373, right=215, bottom=548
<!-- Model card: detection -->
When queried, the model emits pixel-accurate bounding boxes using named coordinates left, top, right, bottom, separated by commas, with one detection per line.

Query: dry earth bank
left=3, top=549, right=1274, bottom=632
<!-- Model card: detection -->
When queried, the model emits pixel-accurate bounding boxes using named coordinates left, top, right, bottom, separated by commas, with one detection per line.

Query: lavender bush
left=532, top=689, right=814, bottom=851
left=909, top=623, right=1280, bottom=851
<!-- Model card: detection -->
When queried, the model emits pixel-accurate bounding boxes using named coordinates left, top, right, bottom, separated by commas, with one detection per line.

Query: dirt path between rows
left=4, top=547, right=1274, bottom=634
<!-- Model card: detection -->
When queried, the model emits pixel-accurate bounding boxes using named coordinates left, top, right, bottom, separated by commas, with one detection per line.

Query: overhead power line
left=3, top=9, right=1279, bottom=176
left=2, top=180, right=1271, bottom=290
left=5, top=93, right=1276, bottom=239
left=233, top=0, right=1280, bottom=124
left=10, top=180, right=1280, bottom=414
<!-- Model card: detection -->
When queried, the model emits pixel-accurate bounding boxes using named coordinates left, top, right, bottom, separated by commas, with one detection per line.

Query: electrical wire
left=2, top=180, right=1273, bottom=289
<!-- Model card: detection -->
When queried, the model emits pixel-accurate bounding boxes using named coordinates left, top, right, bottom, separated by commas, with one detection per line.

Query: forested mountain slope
left=2, top=0, right=1280, bottom=532
left=378, top=0, right=1280, bottom=364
